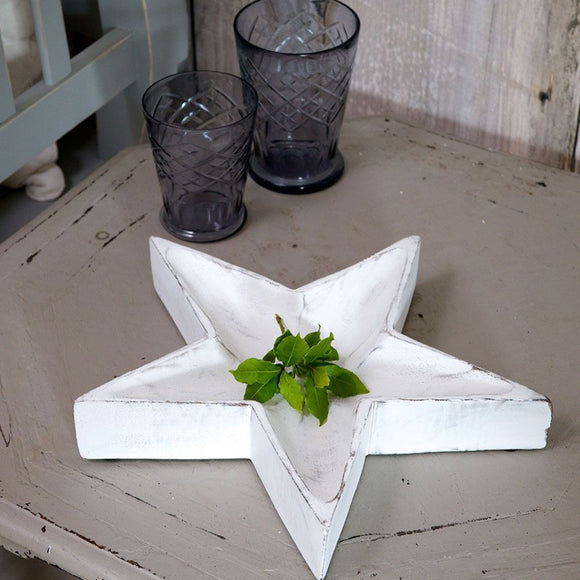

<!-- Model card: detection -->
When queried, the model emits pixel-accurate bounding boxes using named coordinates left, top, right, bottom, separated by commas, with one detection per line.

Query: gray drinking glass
left=234, top=0, right=360, bottom=194
left=142, top=71, right=258, bottom=242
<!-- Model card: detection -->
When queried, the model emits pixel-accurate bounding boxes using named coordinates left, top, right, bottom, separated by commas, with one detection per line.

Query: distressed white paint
left=74, top=235, right=551, bottom=579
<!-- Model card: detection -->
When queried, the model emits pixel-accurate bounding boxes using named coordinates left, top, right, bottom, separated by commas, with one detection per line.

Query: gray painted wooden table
left=1, top=117, right=578, bottom=579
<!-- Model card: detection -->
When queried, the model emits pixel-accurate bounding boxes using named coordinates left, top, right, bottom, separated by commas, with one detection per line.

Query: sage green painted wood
left=31, top=0, right=72, bottom=86
left=95, top=0, right=193, bottom=159
left=0, top=29, right=134, bottom=183
left=0, top=35, right=15, bottom=123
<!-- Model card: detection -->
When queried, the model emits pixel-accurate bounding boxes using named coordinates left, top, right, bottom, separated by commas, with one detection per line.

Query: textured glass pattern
left=143, top=72, right=257, bottom=242
left=235, top=0, right=359, bottom=194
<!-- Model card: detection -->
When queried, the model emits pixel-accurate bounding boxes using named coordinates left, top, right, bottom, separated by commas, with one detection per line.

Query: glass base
left=249, top=151, right=344, bottom=194
left=160, top=204, right=247, bottom=242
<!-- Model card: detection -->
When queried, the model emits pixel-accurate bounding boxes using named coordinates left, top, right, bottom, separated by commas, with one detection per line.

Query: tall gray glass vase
left=235, top=0, right=360, bottom=194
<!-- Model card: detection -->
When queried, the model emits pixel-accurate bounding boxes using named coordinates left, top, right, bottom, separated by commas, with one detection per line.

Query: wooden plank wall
left=193, top=0, right=580, bottom=171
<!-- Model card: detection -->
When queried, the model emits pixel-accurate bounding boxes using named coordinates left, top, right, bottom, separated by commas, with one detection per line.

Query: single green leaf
left=311, top=365, right=330, bottom=389
left=326, top=346, right=339, bottom=361
left=275, top=334, right=309, bottom=366
left=303, top=333, right=335, bottom=364
left=326, top=365, right=369, bottom=397
left=304, top=327, right=321, bottom=347
left=230, top=358, right=281, bottom=386
left=275, top=313, right=286, bottom=334
left=279, top=371, right=304, bottom=412
left=273, top=329, right=292, bottom=353
left=304, top=376, right=329, bottom=425
left=262, top=349, right=275, bottom=362
left=244, top=376, right=279, bottom=403
left=306, top=350, right=339, bottom=365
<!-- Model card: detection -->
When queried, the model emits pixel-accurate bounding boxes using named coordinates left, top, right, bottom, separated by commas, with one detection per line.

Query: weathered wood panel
left=194, top=0, right=580, bottom=170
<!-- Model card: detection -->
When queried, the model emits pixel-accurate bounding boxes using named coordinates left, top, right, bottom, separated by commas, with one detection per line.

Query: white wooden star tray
left=74, top=235, right=552, bottom=579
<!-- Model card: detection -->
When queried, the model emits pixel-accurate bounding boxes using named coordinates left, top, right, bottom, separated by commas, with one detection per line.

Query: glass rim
left=142, top=70, right=258, bottom=131
left=234, top=0, right=360, bottom=57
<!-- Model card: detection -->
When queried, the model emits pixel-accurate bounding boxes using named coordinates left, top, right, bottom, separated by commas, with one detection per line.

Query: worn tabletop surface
left=1, top=117, right=578, bottom=579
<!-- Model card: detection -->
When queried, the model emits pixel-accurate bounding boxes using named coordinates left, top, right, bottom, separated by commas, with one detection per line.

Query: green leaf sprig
left=230, top=315, right=369, bottom=426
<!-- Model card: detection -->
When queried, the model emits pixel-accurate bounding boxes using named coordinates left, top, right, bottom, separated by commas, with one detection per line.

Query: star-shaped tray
left=74, top=236, right=551, bottom=579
